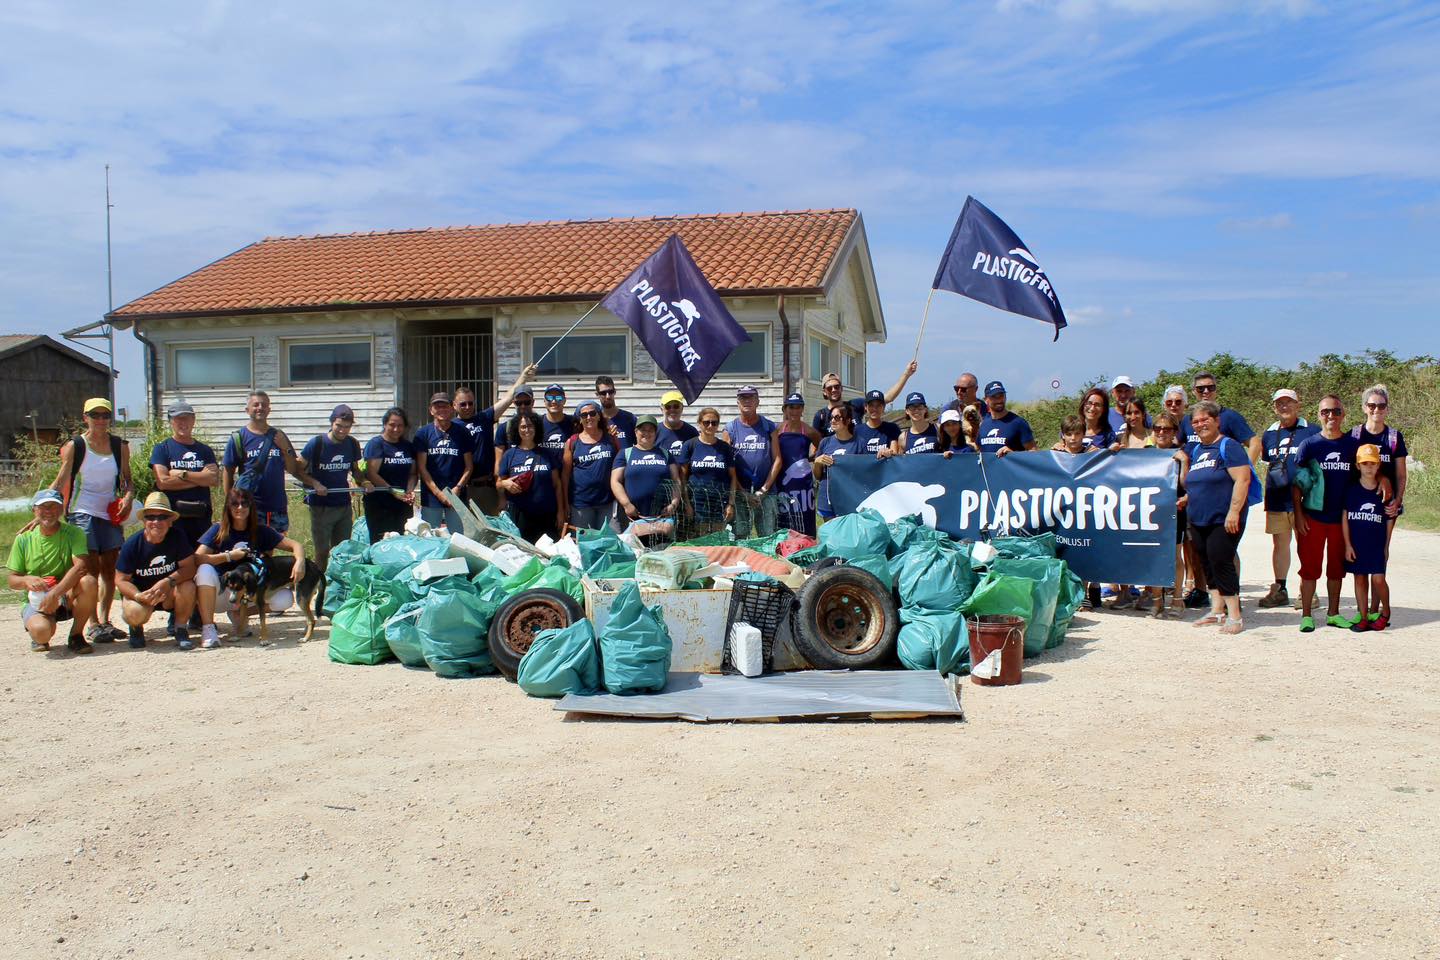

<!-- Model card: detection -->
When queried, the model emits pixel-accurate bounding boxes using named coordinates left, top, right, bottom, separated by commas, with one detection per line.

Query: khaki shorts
left=1265, top=511, right=1294, bottom=536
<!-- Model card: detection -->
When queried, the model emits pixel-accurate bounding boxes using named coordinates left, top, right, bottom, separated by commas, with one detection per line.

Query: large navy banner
left=828, top=449, right=1179, bottom=586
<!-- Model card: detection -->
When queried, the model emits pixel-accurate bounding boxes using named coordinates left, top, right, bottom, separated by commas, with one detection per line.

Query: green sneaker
left=1299, top=616, right=1315, bottom=633
left=1367, top=611, right=1382, bottom=623
left=1326, top=614, right=1356, bottom=629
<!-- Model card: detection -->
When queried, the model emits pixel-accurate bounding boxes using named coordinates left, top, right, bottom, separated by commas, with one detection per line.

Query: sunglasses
left=515, top=398, right=533, bottom=405
left=455, top=400, right=475, bottom=408
left=596, top=389, right=615, bottom=397
left=823, top=384, right=842, bottom=391
left=830, top=413, right=849, bottom=421
left=544, top=395, right=565, bottom=402
left=1365, top=402, right=1387, bottom=410
left=1193, top=384, right=1217, bottom=393
left=1153, top=426, right=1177, bottom=433
left=86, top=410, right=113, bottom=419
left=1319, top=408, right=1343, bottom=417
left=700, top=419, right=719, bottom=427
left=578, top=410, right=599, bottom=419
left=142, top=515, right=170, bottom=523
left=228, top=502, right=252, bottom=511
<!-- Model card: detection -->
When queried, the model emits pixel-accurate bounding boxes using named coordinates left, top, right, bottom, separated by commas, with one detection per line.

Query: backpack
left=230, top=428, right=278, bottom=495
left=69, top=434, right=128, bottom=499
left=1219, top=437, right=1264, bottom=509
left=1262, top=421, right=1307, bottom=491
left=1350, top=425, right=1399, bottom=454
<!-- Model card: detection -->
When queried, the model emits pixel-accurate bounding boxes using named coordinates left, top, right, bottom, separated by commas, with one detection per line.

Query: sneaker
left=128, top=626, right=146, bottom=649
left=1100, top=587, right=1118, bottom=602
left=1367, top=611, right=1382, bottom=623
left=201, top=625, right=221, bottom=649
left=1183, top=588, right=1208, bottom=609
left=1350, top=618, right=1371, bottom=633
left=1371, top=614, right=1389, bottom=631
left=175, top=628, right=193, bottom=651
left=1258, top=584, right=1289, bottom=608
left=165, top=613, right=177, bottom=637
left=87, top=623, right=115, bottom=644
left=68, top=633, right=94, bottom=655
left=31, top=639, right=50, bottom=652
left=105, top=623, right=126, bottom=642
left=1299, top=615, right=1315, bottom=633
left=1326, top=614, right=1356, bottom=629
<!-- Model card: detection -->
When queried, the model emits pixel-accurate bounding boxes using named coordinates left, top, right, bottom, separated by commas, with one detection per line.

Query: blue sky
left=3, top=0, right=1437, bottom=415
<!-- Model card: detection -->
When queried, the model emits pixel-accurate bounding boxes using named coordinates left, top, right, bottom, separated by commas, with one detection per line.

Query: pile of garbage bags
left=517, top=582, right=672, bottom=698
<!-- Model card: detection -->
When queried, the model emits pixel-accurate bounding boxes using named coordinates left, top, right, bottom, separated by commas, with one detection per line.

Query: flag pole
left=533, top=300, right=606, bottom=369
left=912, top=288, right=937, bottom=360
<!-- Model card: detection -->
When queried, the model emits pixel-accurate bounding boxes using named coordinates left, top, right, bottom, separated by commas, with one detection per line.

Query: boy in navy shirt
left=1343, top=444, right=1391, bottom=632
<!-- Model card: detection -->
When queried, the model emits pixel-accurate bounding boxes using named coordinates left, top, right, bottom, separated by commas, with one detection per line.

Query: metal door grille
left=403, top=330, right=494, bottom=418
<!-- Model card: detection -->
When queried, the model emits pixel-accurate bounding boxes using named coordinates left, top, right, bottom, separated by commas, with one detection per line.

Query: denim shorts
left=69, top=512, right=125, bottom=553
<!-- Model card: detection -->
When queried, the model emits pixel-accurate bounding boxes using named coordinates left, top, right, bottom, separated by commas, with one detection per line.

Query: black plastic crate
left=721, top=577, right=798, bottom=674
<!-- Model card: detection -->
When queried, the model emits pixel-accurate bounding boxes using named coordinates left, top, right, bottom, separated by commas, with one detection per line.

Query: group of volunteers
left=11, top=361, right=1406, bottom=656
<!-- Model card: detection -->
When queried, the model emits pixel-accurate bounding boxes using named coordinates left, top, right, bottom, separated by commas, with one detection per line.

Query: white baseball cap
left=1271, top=388, right=1298, bottom=402
left=1110, top=375, right=1135, bottom=389
left=939, top=409, right=961, bottom=425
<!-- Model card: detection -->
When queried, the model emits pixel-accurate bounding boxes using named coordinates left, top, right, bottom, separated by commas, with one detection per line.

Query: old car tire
left=488, top=588, right=584, bottom=681
left=794, top=565, right=898, bottom=670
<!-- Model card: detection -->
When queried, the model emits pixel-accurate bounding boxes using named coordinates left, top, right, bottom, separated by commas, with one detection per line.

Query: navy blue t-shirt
left=1295, top=432, right=1357, bottom=524
left=902, top=425, right=939, bottom=454
left=117, top=527, right=194, bottom=591
left=222, top=427, right=292, bottom=517
left=362, top=436, right=416, bottom=491
left=301, top=434, right=361, bottom=507
left=616, top=446, right=673, bottom=516
left=567, top=435, right=618, bottom=508
left=457, top=409, right=498, bottom=479
left=1181, top=408, right=1255, bottom=447
left=414, top=422, right=475, bottom=508
left=816, top=434, right=862, bottom=514
left=978, top=412, right=1034, bottom=454
left=813, top=399, right=868, bottom=436
left=657, top=422, right=699, bottom=460
left=604, top=408, right=637, bottom=449
left=1350, top=425, right=1408, bottom=492
left=1184, top=438, right=1253, bottom=526
left=683, top=438, right=734, bottom=489
left=1261, top=420, right=1319, bottom=513
left=855, top=420, right=900, bottom=456
left=197, top=522, right=284, bottom=575
left=725, top=415, right=777, bottom=492
left=1082, top=426, right=1116, bottom=451
left=498, top=446, right=557, bottom=515
left=149, top=438, right=217, bottom=516
left=539, top=414, right=577, bottom=465
left=1344, top=482, right=1389, bottom=573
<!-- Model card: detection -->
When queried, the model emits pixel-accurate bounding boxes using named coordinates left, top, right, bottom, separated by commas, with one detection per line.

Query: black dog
left=221, top=551, right=321, bottom=642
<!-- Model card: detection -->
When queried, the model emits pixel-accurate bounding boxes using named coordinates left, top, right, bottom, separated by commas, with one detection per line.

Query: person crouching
left=115, top=493, right=198, bottom=649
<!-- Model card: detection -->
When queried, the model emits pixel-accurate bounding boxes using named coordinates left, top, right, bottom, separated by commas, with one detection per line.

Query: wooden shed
left=0, top=335, right=114, bottom=458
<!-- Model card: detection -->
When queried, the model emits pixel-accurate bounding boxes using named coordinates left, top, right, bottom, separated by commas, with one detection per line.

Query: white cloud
left=1222, top=212, right=1293, bottom=230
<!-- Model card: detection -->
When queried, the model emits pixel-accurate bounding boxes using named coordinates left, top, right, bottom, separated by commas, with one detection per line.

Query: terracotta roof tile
left=111, top=209, right=858, bottom=319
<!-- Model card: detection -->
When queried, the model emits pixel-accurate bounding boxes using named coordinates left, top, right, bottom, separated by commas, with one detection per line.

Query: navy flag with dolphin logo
left=601, top=234, right=751, bottom=403
left=932, top=196, right=1067, bottom=341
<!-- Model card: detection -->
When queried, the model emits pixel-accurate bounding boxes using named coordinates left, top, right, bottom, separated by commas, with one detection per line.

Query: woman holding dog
left=193, top=489, right=307, bottom=648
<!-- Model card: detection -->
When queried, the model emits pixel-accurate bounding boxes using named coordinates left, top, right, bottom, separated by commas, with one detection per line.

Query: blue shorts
left=259, top=511, right=289, bottom=534
left=69, top=512, right=124, bottom=553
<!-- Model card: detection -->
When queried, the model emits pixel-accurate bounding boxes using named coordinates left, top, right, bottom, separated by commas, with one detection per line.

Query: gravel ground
left=2, top=508, right=1437, bottom=959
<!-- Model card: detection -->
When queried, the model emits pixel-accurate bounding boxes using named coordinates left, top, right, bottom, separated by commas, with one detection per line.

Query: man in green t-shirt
left=7, top=489, right=97, bottom=653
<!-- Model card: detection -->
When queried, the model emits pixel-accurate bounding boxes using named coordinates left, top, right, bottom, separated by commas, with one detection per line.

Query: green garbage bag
left=960, top=572, right=1035, bottom=624
left=734, top=530, right=789, bottom=557
left=485, top=510, right=524, bottom=540
left=322, top=539, right=371, bottom=617
left=990, top=533, right=1057, bottom=560
left=383, top=600, right=429, bottom=669
left=418, top=578, right=500, bottom=678
left=897, top=608, right=970, bottom=674
left=587, top=559, right=636, bottom=580
left=818, top=509, right=893, bottom=585
left=888, top=515, right=950, bottom=555
left=517, top=619, right=601, bottom=698
left=677, top=529, right=734, bottom=547
left=329, top=578, right=406, bottom=665
left=890, top=540, right=977, bottom=611
left=577, top=527, right=635, bottom=576
left=350, top=517, right=371, bottom=546
left=991, top=558, right=1062, bottom=657
left=366, top=535, right=451, bottom=580
left=598, top=581, right=671, bottom=694
left=1050, top=562, right=1085, bottom=647
left=471, top=565, right=511, bottom=605
left=502, top=556, right=583, bottom=603
left=786, top=546, right=824, bottom=567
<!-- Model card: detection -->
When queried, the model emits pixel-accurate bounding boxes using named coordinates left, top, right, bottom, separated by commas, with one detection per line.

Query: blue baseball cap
left=32, top=488, right=63, bottom=507
left=984, top=380, right=1006, bottom=398
left=905, top=391, right=927, bottom=407
left=514, top=384, right=534, bottom=398
left=544, top=383, right=566, bottom=398
left=864, top=389, right=885, bottom=404
left=784, top=392, right=805, bottom=406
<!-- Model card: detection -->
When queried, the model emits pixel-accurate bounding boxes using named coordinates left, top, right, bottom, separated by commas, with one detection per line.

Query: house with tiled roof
left=107, top=209, right=887, bottom=447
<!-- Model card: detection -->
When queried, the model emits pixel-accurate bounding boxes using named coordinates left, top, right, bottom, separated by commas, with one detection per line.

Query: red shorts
left=1298, top=517, right=1344, bottom=582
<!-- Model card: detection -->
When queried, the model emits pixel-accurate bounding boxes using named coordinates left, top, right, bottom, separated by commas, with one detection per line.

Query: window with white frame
left=715, top=327, right=769, bottom=377
left=809, top=335, right=838, bottom=383
left=530, top=332, right=629, bottom=379
left=172, top=342, right=252, bottom=387
left=284, top=337, right=373, bottom=385
left=842, top=351, right=862, bottom=390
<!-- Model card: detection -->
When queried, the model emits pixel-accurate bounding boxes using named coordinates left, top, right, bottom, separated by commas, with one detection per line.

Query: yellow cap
left=1355, top=443, right=1381, bottom=465
left=139, top=491, right=178, bottom=517
left=660, top=390, right=685, bottom=407
left=84, top=397, right=113, bottom=413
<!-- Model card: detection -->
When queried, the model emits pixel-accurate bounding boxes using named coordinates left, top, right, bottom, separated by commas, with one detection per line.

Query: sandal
left=1193, top=612, right=1224, bottom=628
left=31, top=639, right=50, bottom=652
left=86, top=623, right=115, bottom=644
left=1219, top=617, right=1245, bottom=635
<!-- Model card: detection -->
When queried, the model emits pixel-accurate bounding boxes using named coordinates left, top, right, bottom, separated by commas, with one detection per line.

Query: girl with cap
left=893, top=392, right=937, bottom=455
left=937, top=408, right=977, bottom=457
left=680, top=408, right=737, bottom=537
left=52, top=396, right=133, bottom=644
left=1343, top=444, right=1392, bottom=631
left=363, top=407, right=418, bottom=540
left=776, top=393, right=822, bottom=536
left=611, top=415, right=681, bottom=526
left=561, top=401, right=619, bottom=532
left=498, top=411, right=562, bottom=542
left=814, top=404, right=862, bottom=521
left=855, top=390, right=901, bottom=459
